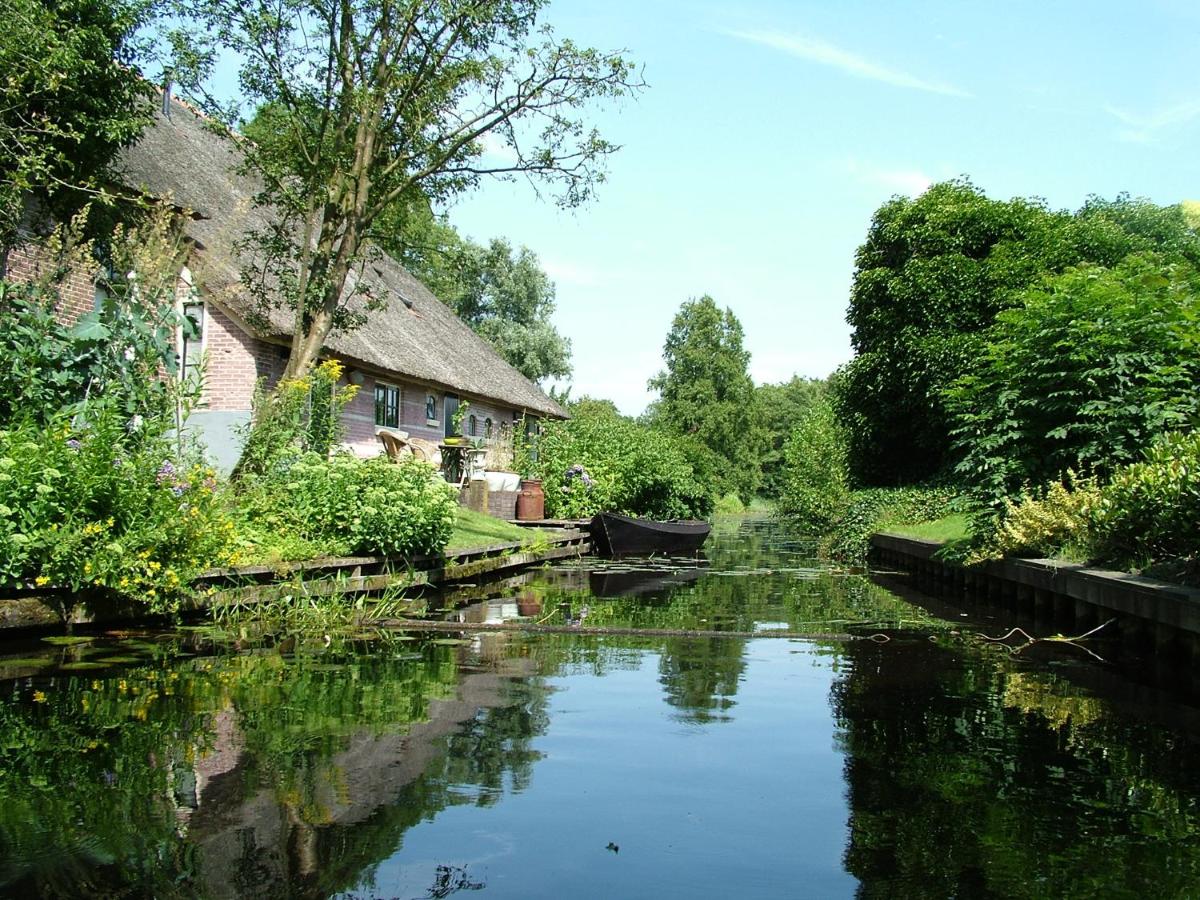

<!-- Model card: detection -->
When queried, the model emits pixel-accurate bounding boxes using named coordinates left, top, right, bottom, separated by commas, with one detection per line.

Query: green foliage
left=0, top=213, right=199, bottom=426
left=0, top=408, right=231, bottom=610
left=1090, top=431, right=1200, bottom=570
left=947, top=255, right=1200, bottom=506
left=237, top=453, right=458, bottom=558
left=778, top=396, right=850, bottom=532
left=523, top=398, right=711, bottom=520
left=233, top=359, right=359, bottom=479
left=648, top=295, right=761, bottom=502
left=966, top=474, right=1102, bottom=564
left=754, top=376, right=825, bottom=498
left=836, top=180, right=1200, bottom=486
left=0, top=0, right=154, bottom=237
left=712, top=492, right=746, bottom=517
left=824, top=487, right=957, bottom=563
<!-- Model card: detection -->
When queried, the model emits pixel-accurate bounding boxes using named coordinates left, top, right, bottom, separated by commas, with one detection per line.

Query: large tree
left=167, top=0, right=640, bottom=380
left=833, top=179, right=1200, bottom=486
left=0, top=0, right=154, bottom=243
left=243, top=106, right=573, bottom=383
left=754, top=375, right=825, bottom=499
left=648, top=295, right=760, bottom=502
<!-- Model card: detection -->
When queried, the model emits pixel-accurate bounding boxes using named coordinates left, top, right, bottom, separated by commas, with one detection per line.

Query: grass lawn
left=880, top=513, right=972, bottom=544
left=447, top=507, right=535, bottom=551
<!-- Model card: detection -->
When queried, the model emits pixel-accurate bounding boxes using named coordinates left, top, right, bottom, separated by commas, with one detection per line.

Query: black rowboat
left=588, top=512, right=711, bottom=557
left=588, top=566, right=705, bottom=597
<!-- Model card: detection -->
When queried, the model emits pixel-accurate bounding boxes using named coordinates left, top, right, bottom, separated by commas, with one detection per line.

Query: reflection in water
left=833, top=635, right=1200, bottom=896
left=1, top=518, right=1200, bottom=896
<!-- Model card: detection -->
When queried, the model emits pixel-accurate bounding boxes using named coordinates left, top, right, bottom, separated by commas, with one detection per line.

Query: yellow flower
left=32, top=690, right=46, bottom=703
left=34, top=575, right=50, bottom=587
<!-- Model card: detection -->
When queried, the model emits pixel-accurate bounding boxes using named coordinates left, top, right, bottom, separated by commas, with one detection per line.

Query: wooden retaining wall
left=0, top=530, right=592, bottom=634
left=870, top=532, right=1200, bottom=660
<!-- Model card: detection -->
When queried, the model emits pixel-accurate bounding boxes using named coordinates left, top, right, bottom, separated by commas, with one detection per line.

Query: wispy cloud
left=542, top=257, right=600, bottom=288
left=845, top=160, right=934, bottom=197
left=725, top=28, right=970, bottom=98
left=1106, top=98, right=1200, bottom=144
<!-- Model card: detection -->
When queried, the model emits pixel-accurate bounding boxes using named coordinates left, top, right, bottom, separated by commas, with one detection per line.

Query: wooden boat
left=588, top=512, right=711, bottom=557
left=588, top=566, right=705, bottom=598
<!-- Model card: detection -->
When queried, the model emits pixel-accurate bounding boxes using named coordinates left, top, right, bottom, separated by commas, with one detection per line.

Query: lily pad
left=59, top=661, right=109, bottom=671
left=41, top=636, right=95, bottom=646
left=430, top=638, right=471, bottom=646
left=95, top=656, right=144, bottom=664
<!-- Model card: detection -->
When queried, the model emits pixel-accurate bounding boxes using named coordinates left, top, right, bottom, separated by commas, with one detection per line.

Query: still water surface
left=2, top=519, right=1200, bottom=897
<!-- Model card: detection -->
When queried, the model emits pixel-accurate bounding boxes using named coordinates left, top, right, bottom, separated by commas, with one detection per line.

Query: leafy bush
left=1090, top=431, right=1200, bottom=569
left=234, top=360, right=358, bottom=478
left=0, top=210, right=200, bottom=427
left=824, top=486, right=957, bottom=563
left=965, top=474, right=1101, bottom=564
left=237, top=453, right=457, bottom=557
left=522, top=399, right=711, bottom=519
left=778, top=396, right=850, bottom=532
left=839, top=184, right=1200, bottom=487
left=0, top=407, right=231, bottom=610
left=947, top=255, right=1200, bottom=507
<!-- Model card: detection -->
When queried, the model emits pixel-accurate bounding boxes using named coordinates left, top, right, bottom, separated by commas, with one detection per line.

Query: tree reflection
left=657, top=636, right=746, bottom=723
left=832, top=636, right=1200, bottom=896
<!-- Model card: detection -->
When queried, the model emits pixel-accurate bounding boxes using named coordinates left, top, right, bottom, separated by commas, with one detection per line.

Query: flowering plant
left=564, top=464, right=594, bottom=489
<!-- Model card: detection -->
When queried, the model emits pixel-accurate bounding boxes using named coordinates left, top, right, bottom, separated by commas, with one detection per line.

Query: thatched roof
left=117, top=99, right=567, bottom=418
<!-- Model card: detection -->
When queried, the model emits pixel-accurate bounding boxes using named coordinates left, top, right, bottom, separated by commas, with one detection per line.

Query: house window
left=181, top=301, right=204, bottom=385
left=484, top=417, right=493, bottom=439
left=375, top=383, right=400, bottom=429
left=425, top=393, right=438, bottom=424
left=468, top=414, right=477, bottom=436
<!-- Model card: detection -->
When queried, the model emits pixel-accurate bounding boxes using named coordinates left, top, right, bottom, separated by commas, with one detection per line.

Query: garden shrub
left=965, top=474, right=1101, bottom=564
left=522, top=399, right=711, bottom=519
left=234, top=360, right=358, bottom=478
left=824, top=486, right=957, bottom=563
left=237, top=453, right=457, bottom=557
left=0, top=210, right=200, bottom=427
left=0, top=407, right=231, bottom=611
left=1090, top=431, right=1200, bottom=569
left=947, top=254, right=1200, bottom=508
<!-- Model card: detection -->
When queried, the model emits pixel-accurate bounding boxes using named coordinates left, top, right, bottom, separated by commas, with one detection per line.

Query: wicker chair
left=378, top=430, right=411, bottom=462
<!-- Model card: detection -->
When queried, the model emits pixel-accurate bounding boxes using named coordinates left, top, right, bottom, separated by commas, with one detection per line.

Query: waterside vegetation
left=778, top=181, right=1199, bottom=583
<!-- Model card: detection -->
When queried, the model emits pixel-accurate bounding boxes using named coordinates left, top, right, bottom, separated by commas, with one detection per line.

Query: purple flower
left=564, top=464, right=594, bottom=490
left=156, top=460, right=176, bottom=485
left=171, top=484, right=186, bottom=497
left=66, top=439, right=81, bottom=452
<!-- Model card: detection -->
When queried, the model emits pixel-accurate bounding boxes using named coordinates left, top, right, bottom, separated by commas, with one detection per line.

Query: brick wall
left=488, top=489, right=519, bottom=520
left=201, top=302, right=284, bottom=411
left=4, top=242, right=99, bottom=325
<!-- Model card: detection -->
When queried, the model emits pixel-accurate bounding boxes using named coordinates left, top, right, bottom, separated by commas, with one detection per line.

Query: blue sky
left=445, top=0, right=1200, bottom=414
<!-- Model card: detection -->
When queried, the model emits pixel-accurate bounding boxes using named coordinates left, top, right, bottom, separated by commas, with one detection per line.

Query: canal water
left=3, top=518, right=1200, bottom=897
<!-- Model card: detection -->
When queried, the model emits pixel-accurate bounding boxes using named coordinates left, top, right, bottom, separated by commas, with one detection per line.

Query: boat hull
left=588, top=512, right=711, bottom=557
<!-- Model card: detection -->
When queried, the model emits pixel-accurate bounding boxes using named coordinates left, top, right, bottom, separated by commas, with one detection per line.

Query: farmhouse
left=3, top=97, right=566, bottom=473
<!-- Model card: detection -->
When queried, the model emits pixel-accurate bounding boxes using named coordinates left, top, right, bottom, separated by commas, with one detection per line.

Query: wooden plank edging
left=0, top=532, right=592, bottom=633
left=870, top=532, right=1200, bottom=635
